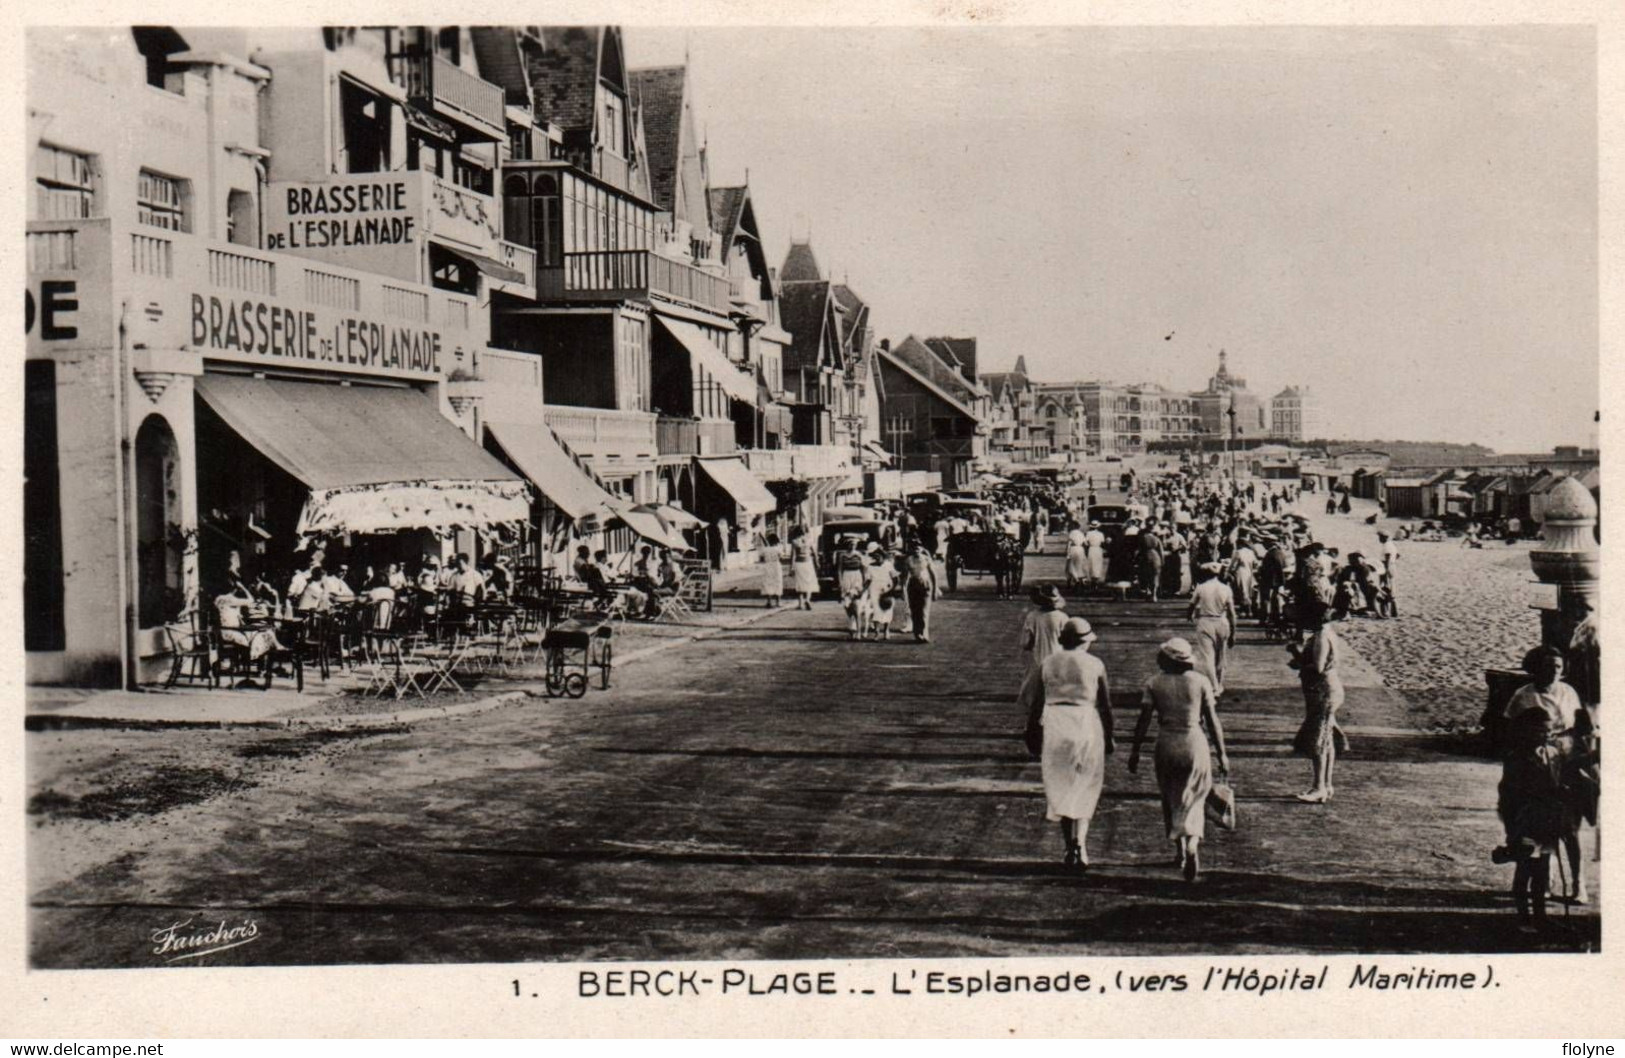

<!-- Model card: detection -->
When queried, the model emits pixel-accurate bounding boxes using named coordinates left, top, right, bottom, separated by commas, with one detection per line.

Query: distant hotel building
left=982, top=349, right=1312, bottom=462
left=1271, top=385, right=1323, bottom=442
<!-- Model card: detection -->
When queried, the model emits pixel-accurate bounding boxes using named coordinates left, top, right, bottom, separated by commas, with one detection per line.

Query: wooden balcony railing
left=543, top=405, right=658, bottom=460
left=536, top=250, right=733, bottom=315
left=657, top=416, right=737, bottom=457
left=392, top=52, right=505, bottom=140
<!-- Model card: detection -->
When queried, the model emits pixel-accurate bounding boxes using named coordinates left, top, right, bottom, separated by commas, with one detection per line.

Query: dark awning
left=195, top=374, right=529, bottom=537
left=697, top=456, right=777, bottom=516
left=431, top=241, right=527, bottom=283
left=653, top=313, right=757, bottom=402
left=402, top=103, right=458, bottom=143
left=485, top=420, right=618, bottom=521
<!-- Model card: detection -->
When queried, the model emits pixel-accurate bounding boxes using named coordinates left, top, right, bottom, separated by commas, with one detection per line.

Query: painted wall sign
left=189, top=293, right=442, bottom=375
left=25, top=280, right=79, bottom=341
left=268, top=180, right=418, bottom=250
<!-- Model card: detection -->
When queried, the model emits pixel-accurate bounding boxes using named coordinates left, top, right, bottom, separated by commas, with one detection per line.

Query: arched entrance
left=135, top=415, right=185, bottom=628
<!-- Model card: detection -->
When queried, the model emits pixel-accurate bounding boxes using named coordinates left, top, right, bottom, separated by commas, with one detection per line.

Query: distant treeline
left=1314, top=439, right=1497, bottom=465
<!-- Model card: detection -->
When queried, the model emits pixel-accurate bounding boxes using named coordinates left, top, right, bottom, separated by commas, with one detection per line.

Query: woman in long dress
left=1187, top=563, right=1237, bottom=698
left=1084, top=522, right=1108, bottom=582
left=1017, top=585, right=1069, bottom=711
left=1031, top=617, right=1114, bottom=870
left=1291, top=602, right=1345, bottom=802
left=1128, top=637, right=1230, bottom=881
left=789, top=526, right=819, bottom=611
left=759, top=531, right=786, bottom=607
left=1064, top=529, right=1090, bottom=588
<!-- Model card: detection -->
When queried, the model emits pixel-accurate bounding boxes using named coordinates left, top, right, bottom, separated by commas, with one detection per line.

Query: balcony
left=536, top=250, right=733, bottom=316
left=543, top=405, right=658, bottom=464
left=29, top=219, right=485, bottom=380
left=741, top=444, right=858, bottom=482
left=393, top=52, right=506, bottom=141
left=656, top=416, right=737, bottom=458
left=491, top=239, right=537, bottom=299
left=594, top=148, right=632, bottom=193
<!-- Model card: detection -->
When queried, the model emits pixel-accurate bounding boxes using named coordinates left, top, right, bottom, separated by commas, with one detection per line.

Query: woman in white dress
left=1065, top=528, right=1090, bottom=588
left=759, top=531, right=786, bottom=607
left=1084, top=522, right=1108, bottom=583
left=1031, top=617, right=1115, bottom=870
left=789, top=526, right=819, bottom=611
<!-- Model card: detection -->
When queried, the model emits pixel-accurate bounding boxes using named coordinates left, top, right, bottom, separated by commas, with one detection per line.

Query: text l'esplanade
left=277, top=181, right=416, bottom=248
left=189, top=294, right=442, bottom=374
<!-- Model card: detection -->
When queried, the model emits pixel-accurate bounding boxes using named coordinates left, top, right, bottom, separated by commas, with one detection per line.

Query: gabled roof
left=831, top=283, right=869, bottom=352
left=629, top=65, right=685, bottom=212
left=529, top=27, right=609, bottom=135
left=778, top=281, right=835, bottom=371
left=709, top=186, right=747, bottom=244
left=888, top=336, right=981, bottom=409
left=780, top=241, right=823, bottom=283
left=980, top=372, right=1029, bottom=401
left=879, top=339, right=977, bottom=420
left=470, top=28, right=533, bottom=106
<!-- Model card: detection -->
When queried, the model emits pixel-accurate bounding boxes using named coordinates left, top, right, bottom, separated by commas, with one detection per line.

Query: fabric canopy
left=697, top=456, right=778, bottom=516
left=612, top=507, right=691, bottom=552
left=636, top=502, right=704, bottom=529
left=485, top=420, right=619, bottom=521
left=654, top=314, right=757, bottom=402
left=862, top=440, right=895, bottom=465
left=195, top=374, right=530, bottom=537
left=433, top=241, right=527, bottom=284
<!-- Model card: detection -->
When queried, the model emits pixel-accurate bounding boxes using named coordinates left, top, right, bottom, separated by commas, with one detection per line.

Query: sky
left=629, top=25, right=1598, bottom=453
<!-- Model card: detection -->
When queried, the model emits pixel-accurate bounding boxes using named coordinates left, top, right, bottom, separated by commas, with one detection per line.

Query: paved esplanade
left=30, top=551, right=1597, bottom=965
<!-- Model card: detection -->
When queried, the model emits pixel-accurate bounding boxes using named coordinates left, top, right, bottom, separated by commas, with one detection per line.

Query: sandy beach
left=1291, top=493, right=1546, bottom=732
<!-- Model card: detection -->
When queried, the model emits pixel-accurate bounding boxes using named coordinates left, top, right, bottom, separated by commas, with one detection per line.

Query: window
left=132, top=26, right=188, bottom=93
left=508, top=125, right=533, bottom=162
left=601, top=91, right=625, bottom=156
left=226, top=189, right=256, bottom=246
left=340, top=79, right=392, bottom=173
left=436, top=26, right=461, bottom=65
left=137, top=169, right=186, bottom=231
left=34, top=144, right=95, bottom=221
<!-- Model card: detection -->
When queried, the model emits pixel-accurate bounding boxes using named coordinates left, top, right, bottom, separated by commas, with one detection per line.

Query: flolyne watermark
left=150, top=917, right=260, bottom=963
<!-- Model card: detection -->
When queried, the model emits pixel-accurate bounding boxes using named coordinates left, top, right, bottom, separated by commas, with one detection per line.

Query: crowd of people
left=998, top=466, right=1596, bottom=926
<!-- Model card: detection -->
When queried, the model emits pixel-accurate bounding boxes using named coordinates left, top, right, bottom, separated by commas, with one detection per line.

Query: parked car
left=1087, top=503, right=1133, bottom=543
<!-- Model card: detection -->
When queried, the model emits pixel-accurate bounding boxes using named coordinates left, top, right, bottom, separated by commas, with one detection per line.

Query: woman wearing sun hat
left=1128, top=637, right=1230, bottom=881
left=1017, top=585, right=1069, bottom=707
left=1187, top=562, right=1237, bottom=698
left=1032, top=616, right=1115, bottom=871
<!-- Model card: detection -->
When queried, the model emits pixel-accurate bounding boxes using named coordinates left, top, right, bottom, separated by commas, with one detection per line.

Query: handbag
left=1205, top=776, right=1238, bottom=830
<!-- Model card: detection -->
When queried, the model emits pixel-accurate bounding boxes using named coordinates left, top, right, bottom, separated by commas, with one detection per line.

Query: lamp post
left=1225, top=403, right=1237, bottom=481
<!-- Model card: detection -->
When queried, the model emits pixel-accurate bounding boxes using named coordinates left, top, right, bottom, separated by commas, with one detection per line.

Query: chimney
left=880, top=339, right=890, bottom=352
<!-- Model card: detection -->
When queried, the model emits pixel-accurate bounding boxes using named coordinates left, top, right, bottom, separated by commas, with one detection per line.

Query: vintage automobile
left=946, top=527, right=1023, bottom=594
left=1087, top=503, right=1134, bottom=544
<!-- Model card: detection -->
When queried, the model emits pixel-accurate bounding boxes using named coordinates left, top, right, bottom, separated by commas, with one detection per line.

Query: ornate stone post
left=1528, top=476, right=1600, bottom=662
left=1483, top=475, right=1600, bottom=741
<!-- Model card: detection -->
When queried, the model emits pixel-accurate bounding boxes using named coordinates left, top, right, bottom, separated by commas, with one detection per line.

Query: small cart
left=541, top=614, right=613, bottom=698
left=945, top=530, right=1023, bottom=593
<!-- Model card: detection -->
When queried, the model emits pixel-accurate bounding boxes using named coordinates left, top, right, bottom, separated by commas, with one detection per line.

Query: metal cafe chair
left=651, top=574, right=692, bottom=623
left=163, top=612, right=217, bottom=689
